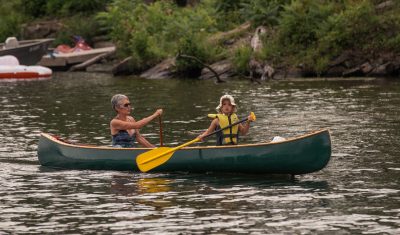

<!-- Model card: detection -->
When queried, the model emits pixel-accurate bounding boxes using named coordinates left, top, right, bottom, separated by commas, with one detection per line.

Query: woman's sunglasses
left=120, top=103, right=132, bottom=108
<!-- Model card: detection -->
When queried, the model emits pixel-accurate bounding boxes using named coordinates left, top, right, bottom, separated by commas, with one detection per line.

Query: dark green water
left=1, top=73, right=399, bottom=234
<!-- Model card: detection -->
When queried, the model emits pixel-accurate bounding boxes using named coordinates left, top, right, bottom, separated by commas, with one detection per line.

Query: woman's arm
left=111, top=109, right=162, bottom=130
left=135, top=130, right=155, bottom=148
left=198, top=118, right=219, bottom=141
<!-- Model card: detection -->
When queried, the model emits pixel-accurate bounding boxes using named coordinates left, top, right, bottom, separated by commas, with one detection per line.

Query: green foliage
left=278, top=0, right=335, bottom=50
left=232, top=45, right=253, bottom=74
left=213, top=0, right=247, bottom=29
left=175, top=34, right=210, bottom=76
left=386, top=34, right=400, bottom=51
left=240, top=0, right=290, bottom=27
left=309, top=0, right=379, bottom=72
left=100, top=0, right=219, bottom=72
left=4, top=0, right=399, bottom=77
left=0, top=0, right=25, bottom=41
left=257, top=0, right=398, bottom=74
left=52, top=15, right=101, bottom=46
left=19, top=0, right=108, bottom=17
left=19, top=0, right=47, bottom=18
left=215, top=0, right=244, bottom=12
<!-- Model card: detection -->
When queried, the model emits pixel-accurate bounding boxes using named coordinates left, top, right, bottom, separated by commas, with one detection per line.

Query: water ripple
left=1, top=76, right=400, bottom=233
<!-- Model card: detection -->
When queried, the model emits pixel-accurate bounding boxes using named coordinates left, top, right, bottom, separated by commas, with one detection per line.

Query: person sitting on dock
left=110, top=94, right=162, bottom=148
left=197, top=94, right=255, bottom=145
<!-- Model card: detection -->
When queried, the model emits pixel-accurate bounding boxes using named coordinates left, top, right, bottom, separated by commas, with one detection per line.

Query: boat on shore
left=37, top=129, right=331, bottom=174
left=39, top=46, right=115, bottom=69
left=0, top=38, right=54, bottom=65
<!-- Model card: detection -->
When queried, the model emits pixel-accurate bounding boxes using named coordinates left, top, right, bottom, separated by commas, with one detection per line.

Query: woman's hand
left=154, top=109, right=163, bottom=117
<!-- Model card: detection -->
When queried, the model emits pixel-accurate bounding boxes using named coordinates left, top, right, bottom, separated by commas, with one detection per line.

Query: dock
left=39, top=46, right=116, bottom=68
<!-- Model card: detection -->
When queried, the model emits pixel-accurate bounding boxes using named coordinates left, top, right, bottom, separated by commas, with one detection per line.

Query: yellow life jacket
left=208, top=113, right=239, bottom=145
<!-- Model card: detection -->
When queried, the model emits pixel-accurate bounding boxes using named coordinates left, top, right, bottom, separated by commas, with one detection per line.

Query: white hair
left=111, top=94, right=128, bottom=111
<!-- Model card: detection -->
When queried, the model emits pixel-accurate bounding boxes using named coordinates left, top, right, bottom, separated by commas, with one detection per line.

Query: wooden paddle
left=136, top=112, right=256, bottom=172
left=159, top=115, right=163, bottom=147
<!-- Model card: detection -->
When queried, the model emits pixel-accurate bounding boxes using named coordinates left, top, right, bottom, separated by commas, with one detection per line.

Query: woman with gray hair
left=110, top=94, right=162, bottom=148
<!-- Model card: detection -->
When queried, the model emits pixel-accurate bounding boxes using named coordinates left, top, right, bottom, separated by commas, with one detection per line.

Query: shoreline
left=53, top=71, right=396, bottom=83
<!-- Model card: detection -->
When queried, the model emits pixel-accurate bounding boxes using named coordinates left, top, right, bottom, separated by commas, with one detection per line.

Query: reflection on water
left=137, top=178, right=172, bottom=194
left=1, top=73, right=400, bottom=233
left=111, top=176, right=172, bottom=195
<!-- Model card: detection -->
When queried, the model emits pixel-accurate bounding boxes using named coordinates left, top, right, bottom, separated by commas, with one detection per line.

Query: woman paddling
left=110, top=94, right=162, bottom=148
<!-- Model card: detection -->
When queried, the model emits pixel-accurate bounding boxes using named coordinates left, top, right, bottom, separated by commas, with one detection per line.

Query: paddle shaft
left=138, top=117, right=249, bottom=165
left=159, top=116, right=163, bottom=147
left=202, top=116, right=250, bottom=139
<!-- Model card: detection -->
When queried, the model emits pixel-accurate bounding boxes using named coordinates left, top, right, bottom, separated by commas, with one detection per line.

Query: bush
left=258, top=0, right=390, bottom=74
left=19, top=0, right=108, bottom=17
left=52, top=15, right=101, bottom=46
left=0, top=1, right=25, bottom=41
left=100, top=0, right=219, bottom=72
left=240, top=0, right=290, bottom=27
left=278, top=0, right=334, bottom=51
left=232, top=45, right=252, bottom=74
left=310, top=0, right=378, bottom=72
left=175, top=34, right=210, bottom=77
left=214, top=0, right=246, bottom=30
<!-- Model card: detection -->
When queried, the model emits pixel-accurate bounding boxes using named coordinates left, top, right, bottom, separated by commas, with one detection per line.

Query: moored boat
left=0, top=65, right=52, bottom=80
left=37, top=129, right=331, bottom=174
left=0, top=38, right=54, bottom=65
left=39, top=46, right=116, bottom=68
left=0, top=55, right=52, bottom=80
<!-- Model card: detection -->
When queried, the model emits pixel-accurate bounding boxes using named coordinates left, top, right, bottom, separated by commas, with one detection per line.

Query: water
left=1, top=73, right=399, bottom=234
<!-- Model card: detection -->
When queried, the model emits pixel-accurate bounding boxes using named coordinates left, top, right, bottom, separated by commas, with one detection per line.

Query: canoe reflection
left=137, top=178, right=172, bottom=194
left=111, top=175, right=172, bottom=195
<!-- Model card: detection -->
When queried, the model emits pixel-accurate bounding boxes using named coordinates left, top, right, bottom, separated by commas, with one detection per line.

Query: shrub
left=258, top=0, right=387, bottom=73
left=100, top=0, right=219, bottom=72
left=240, top=0, right=290, bottom=27
left=51, top=15, right=101, bottom=46
left=278, top=0, right=335, bottom=51
left=232, top=45, right=252, bottom=74
left=310, top=0, right=378, bottom=72
left=0, top=1, right=25, bottom=41
left=19, top=0, right=108, bottom=17
left=175, top=34, right=209, bottom=77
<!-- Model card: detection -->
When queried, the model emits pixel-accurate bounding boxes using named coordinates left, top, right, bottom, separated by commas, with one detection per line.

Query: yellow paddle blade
left=136, top=138, right=201, bottom=173
left=136, top=147, right=174, bottom=172
left=250, top=112, right=256, bottom=121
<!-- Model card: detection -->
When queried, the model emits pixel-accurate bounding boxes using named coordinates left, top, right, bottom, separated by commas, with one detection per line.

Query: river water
left=0, top=73, right=399, bottom=234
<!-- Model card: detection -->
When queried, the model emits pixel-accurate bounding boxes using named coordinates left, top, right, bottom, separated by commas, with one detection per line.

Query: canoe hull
left=38, top=129, right=331, bottom=174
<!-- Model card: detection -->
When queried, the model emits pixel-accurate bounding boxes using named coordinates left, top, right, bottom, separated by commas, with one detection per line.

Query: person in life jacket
left=197, top=94, right=255, bottom=145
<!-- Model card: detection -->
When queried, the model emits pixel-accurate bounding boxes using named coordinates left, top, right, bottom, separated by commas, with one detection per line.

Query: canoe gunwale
left=39, top=129, right=331, bottom=151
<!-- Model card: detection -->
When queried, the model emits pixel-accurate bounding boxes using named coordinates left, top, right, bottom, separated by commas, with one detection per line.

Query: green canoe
left=37, top=129, right=331, bottom=174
